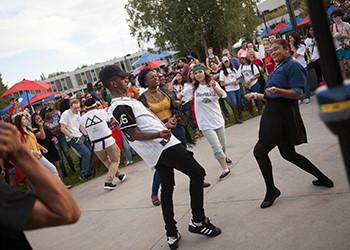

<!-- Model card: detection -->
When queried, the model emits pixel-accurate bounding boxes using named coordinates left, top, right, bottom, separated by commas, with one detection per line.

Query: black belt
left=91, top=134, right=112, bottom=150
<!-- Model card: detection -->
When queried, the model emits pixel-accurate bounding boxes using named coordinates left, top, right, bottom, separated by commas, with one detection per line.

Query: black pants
left=155, top=144, right=206, bottom=236
left=311, top=59, right=323, bottom=83
left=253, top=142, right=328, bottom=196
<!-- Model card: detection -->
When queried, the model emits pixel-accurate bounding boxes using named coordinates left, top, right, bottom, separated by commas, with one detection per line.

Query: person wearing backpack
left=238, top=52, right=263, bottom=114
left=289, top=31, right=310, bottom=104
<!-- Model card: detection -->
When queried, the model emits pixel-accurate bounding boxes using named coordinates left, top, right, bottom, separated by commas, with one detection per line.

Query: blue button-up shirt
left=265, top=56, right=307, bottom=99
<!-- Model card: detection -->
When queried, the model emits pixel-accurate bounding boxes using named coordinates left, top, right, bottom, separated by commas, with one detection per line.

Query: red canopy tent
left=298, top=16, right=310, bottom=27
left=1, top=79, right=53, bottom=97
left=22, top=91, right=59, bottom=107
left=132, top=60, right=165, bottom=75
left=268, top=22, right=287, bottom=36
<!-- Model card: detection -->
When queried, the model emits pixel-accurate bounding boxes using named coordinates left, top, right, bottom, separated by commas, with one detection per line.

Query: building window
left=66, top=77, right=73, bottom=88
left=75, top=74, right=83, bottom=86
left=120, top=61, right=125, bottom=71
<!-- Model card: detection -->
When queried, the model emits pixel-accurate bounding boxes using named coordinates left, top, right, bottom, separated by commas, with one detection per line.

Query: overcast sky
left=0, top=0, right=142, bottom=86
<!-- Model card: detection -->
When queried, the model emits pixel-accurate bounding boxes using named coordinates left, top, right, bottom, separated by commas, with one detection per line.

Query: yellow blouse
left=23, top=128, right=45, bottom=159
left=148, top=96, right=172, bottom=122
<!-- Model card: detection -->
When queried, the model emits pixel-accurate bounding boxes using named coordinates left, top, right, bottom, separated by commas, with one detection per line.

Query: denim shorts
left=336, top=48, right=350, bottom=60
left=249, top=83, right=260, bottom=93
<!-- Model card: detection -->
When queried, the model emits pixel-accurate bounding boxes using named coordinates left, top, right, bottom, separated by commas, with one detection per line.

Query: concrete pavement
left=27, top=99, right=350, bottom=250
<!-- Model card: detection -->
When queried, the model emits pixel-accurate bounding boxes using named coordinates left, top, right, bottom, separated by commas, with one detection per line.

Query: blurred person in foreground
left=0, top=121, right=80, bottom=250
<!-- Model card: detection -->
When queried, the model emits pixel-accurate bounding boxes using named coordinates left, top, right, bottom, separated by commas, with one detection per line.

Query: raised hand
left=0, top=121, right=24, bottom=159
left=165, top=115, right=177, bottom=129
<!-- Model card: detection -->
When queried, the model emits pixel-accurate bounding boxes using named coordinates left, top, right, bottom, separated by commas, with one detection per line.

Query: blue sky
left=0, top=0, right=142, bottom=86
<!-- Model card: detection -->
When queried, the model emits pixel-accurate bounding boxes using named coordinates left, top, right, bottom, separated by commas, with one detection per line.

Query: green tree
left=125, top=0, right=259, bottom=60
left=0, top=73, right=11, bottom=110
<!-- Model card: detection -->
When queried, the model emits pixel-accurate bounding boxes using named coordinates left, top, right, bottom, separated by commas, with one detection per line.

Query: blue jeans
left=56, top=134, right=75, bottom=173
left=68, top=139, right=92, bottom=177
left=171, top=124, right=187, bottom=148
left=202, top=126, right=226, bottom=160
left=249, top=83, right=260, bottom=93
left=152, top=170, right=161, bottom=196
left=304, top=71, right=311, bottom=98
left=182, top=102, right=197, bottom=130
left=121, top=131, right=133, bottom=162
left=218, top=98, right=229, bottom=119
left=226, top=89, right=241, bottom=108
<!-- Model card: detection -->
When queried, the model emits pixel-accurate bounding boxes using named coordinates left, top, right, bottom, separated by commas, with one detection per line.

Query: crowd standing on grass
left=4, top=6, right=350, bottom=247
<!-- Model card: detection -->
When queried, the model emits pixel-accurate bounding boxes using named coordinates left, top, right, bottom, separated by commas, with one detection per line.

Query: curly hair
left=137, top=68, right=153, bottom=88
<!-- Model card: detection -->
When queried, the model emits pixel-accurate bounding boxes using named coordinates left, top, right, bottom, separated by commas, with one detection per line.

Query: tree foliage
left=0, top=73, right=11, bottom=109
left=125, top=0, right=259, bottom=60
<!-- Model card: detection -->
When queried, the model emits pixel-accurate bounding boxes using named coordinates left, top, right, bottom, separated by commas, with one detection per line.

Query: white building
left=45, top=50, right=147, bottom=94
left=257, top=0, right=286, bottom=13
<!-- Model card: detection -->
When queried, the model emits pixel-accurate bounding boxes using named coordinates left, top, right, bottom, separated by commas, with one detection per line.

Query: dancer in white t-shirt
left=98, top=65, right=222, bottom=249
left=80, top=98, right=126, bottom=190
left=192, top=64, right=232, bottom=180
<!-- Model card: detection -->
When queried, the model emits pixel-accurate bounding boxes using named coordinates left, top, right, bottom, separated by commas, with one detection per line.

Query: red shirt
left=263, top=54, right=276, bottom=75
left=253, top=58, right=264, bottom=68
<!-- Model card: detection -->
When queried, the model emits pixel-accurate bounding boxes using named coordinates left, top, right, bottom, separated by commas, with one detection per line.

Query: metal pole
left=262, top=11, right=269, bottom=35
left=286, top=0, right=297, bottom=31
left=26, top=91, right=34, bottom=113
left=307, top=0, right=350, bottom=183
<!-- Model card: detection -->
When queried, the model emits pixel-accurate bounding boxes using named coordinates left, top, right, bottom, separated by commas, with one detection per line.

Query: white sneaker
left=304, top=98, right=310, bottom=104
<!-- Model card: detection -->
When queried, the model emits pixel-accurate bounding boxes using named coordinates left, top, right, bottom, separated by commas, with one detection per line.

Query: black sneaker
left=104, top=182, right=117, bottom=190
left=225, top=157, right=232, bottom=165
left=219, top=169, right=231, bottom=180
left=189, top=217, right=221, bottom=237
left=117, top=174, right=126, bottom=182
left=167, top=232, right=181, bottom=250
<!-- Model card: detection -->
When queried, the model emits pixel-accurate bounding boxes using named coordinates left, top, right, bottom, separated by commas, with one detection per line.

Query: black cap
left=98, top=64, right=129, bottom=85
left=84, top=98, right=96, bottom=108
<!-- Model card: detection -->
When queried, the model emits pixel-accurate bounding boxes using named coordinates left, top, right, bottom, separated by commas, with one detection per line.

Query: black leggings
left=253, top=142, right=328, bottom=195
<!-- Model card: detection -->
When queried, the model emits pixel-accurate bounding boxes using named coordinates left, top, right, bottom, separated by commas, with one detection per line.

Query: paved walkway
left=27, top=99, right=350, bottom=250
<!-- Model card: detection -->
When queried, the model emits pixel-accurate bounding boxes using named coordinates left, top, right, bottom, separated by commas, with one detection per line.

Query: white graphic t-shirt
left=238, top=64, right=260, bottom=88
left=109, top=97, right=180, bottom=167
left=194, top=82, right=226, bottom=131
left=219, top=68, right=240, bottom=92
left=80, top=109, right=115, bottom=152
